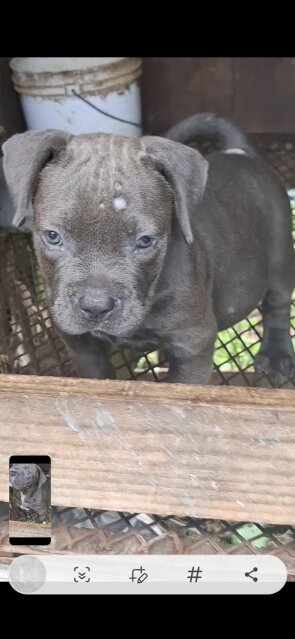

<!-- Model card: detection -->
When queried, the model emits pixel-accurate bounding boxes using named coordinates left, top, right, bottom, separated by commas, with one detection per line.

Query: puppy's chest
left=104, top=306, right=172, bottom=351
left=20, top=490, right=40, bottom=511
left=114, top=329, right=160, bottom=351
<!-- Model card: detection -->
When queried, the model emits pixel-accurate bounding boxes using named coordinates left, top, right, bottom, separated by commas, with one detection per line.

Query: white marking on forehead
left=224, top=148, right=246, bottom=155
left=99, top=202, right=105, bottom=210
left=113, top=196, right=127, bottom=211
left=114, top=182, right=122, bottom=192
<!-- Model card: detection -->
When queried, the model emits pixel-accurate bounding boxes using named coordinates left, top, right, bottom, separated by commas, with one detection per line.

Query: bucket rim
left=10, top=57, right=129, bottom=75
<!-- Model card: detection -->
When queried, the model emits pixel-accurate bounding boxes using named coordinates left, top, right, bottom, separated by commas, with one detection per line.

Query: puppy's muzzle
left=71, top=287, right=120, bottom=323
left=9, top=470, right=32, bottom=491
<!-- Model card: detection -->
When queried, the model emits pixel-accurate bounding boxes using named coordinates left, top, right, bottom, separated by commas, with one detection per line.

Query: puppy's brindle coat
left=9, top=463, right=49, bottom=523
left=3, top=114, right=295, bottom=385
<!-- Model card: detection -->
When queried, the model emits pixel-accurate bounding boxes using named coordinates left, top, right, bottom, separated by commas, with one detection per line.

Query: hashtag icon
left=187, top=566, right=202, bottom=582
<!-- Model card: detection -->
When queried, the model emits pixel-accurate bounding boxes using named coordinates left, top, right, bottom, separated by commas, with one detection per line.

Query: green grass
left=231, top=523, right=271, bottom=548
left=137, top=351, right=160, bottom=369
left=214, top=317, right=261, bottom=372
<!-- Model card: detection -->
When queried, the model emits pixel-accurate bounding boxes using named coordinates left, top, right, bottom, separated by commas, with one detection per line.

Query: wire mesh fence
left=0, top=134, right=295, bottom=575
left=0, top=229, right=294, bottom=387
left=0, top=508, right=294, bottom=580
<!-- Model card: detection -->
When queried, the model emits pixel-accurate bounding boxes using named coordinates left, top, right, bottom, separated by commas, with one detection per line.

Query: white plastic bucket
left=10, top=57, right=142, bottom=137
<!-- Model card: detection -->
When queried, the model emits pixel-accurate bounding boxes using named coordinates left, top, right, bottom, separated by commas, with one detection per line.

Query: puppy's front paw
left=254, top=350, right=295, bottom=387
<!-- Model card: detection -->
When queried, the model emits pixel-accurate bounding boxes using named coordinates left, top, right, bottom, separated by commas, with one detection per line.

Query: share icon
left=245, top=567, right=258, bottom=582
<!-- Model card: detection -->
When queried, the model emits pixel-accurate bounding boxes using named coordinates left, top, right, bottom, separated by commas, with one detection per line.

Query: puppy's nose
left=76, top=291, right=117, bottom=320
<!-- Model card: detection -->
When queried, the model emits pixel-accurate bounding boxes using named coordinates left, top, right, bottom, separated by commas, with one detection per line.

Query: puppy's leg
left=254, top=218, right=295, bottom=385
left=36, top=511, right=47, bottom=523
left=254, top=288, right=295, bottom=386
left=59, top=332, right=116, bottom=379
left=165, top=323, right=217, bottom=384
left=16, top=504, right=27, bottom=522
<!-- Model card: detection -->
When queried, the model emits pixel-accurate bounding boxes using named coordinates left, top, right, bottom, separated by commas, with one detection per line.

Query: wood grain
left=141, top=57, right=295, bottom=134
left=9, top=520, right=51, bottom=538
left=0, top=375, right=294, bottom=524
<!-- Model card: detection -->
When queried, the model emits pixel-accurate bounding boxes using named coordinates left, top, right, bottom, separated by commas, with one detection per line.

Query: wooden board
left=0, top=375, right=294, bottom=524
left=141, top=57, right=295, bottom=135
left=9, top=520, right=51, bottom=539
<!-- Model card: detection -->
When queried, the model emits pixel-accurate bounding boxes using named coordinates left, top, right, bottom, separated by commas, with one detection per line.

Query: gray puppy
left=9, top=463, right=49, bottom=523
left=2, top=113, right=295, bottom=385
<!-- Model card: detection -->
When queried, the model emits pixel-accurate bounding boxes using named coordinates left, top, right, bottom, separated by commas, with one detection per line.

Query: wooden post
left=0, top=375, right=294, bottom=524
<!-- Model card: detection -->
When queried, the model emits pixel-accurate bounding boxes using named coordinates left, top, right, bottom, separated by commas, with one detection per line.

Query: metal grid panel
left=0, top=510, right=294, bottom=579
left=0, top=230, right=294, bottom=388
left=0, top=136, right=295, bottom=570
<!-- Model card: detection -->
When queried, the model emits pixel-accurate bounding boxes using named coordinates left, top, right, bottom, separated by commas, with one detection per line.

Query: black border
left=9, top=456, right=51, bottom=464
left=9, top=537, right=51, bottom=545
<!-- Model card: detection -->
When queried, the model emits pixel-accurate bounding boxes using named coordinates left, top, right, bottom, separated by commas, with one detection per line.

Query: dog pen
left=0, top=132, right=294, bottom=580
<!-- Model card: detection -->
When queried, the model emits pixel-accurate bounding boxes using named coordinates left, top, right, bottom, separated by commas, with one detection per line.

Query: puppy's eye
left=43, top=230, right=62, bottom=246
left=136, top=235, right=154, bottom=249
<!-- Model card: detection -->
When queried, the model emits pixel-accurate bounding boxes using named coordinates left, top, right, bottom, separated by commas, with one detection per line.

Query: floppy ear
left=141, top=136, right=208, bottom=244
left=2, top=129, right=71, bottom=228
left=36, top=465, right=47, bottom=488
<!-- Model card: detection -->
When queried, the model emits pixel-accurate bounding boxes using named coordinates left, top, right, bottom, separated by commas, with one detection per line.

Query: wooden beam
left=8, top=520, right=51, bottom=539
left=0, top=375, right=294, bottom=524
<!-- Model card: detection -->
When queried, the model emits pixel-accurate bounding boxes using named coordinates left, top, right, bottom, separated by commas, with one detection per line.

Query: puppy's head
left=3, top=131, right=208, bottom=337
left=9, top=464, right=47, bottom=492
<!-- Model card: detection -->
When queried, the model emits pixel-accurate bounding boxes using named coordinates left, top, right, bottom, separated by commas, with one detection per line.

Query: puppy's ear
left=2, top=129, right=71, bottom=228
left=36, top=465, right=47, bottom=488
left=141, top=136, right=208, bottom=244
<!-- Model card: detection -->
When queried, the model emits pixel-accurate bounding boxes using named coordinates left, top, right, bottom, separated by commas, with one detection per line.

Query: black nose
left=77, top=293, right=117, bottom=320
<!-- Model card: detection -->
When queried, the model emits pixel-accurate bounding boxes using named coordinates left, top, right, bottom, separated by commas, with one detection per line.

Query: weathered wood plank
left=0, top=375, right=294, bottom=524
left=9, top=520, right=51, bottom=539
